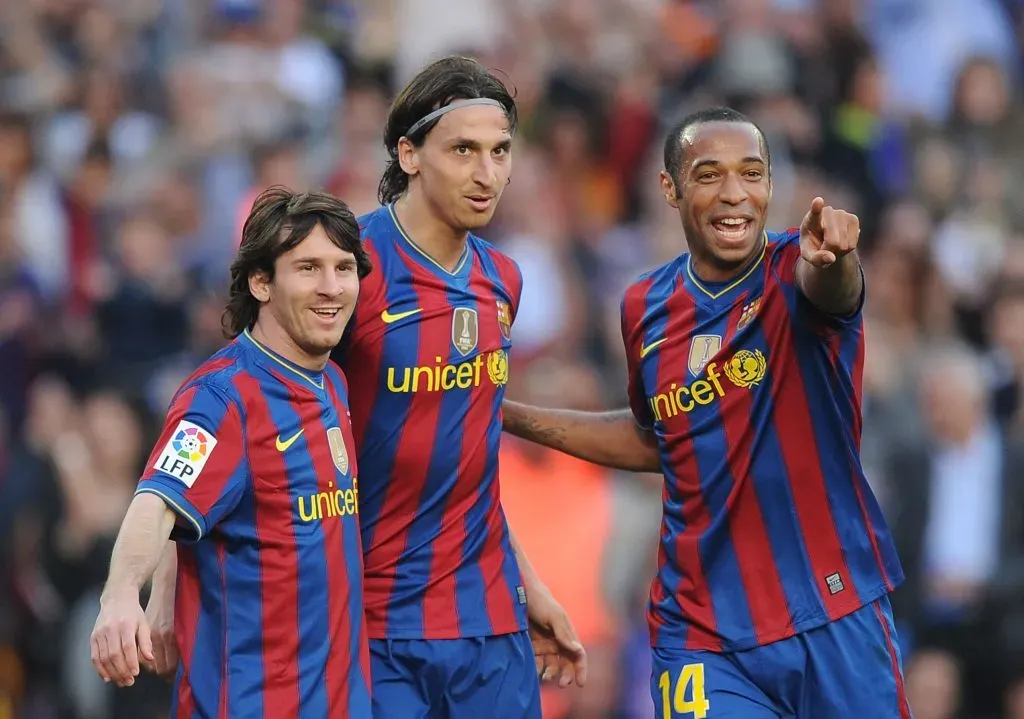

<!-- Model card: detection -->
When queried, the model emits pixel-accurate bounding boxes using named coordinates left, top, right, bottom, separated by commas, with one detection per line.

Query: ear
left=248, top=270, right=271, bottom=304
left=660, top=170, right=679, bottom=209
left=397, top=136, right=420, bottom=179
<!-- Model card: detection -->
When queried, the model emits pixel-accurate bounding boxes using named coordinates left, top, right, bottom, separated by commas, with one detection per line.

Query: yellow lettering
left=441, top=363, right=457, bottom=390
left=456, top=361, right=475, bottom=388
left=690, top=380, right=716, bottom=405
left=298, top=496, right=318, bottom=522
left=652, top=393, right=672, bottom=422
left=353, top=477, right=359, bottom=514
left=383, top=356, right=492, bottom=394
left=473, top=355, right=484, bottom=385
left=386, top=367, right=410, bottom=392
left=706, top=363, right=724, bottom=396
left=646, top=354, right=763, bottom=421
left=412, top=365, right=433, bottom=392
left=344, top=489, right=356, bottom=515
left=316, top=492, right=332, bottom=519
left=331, top=490, right=343, bottom=517
left=675, top=385, right=693, bottom=413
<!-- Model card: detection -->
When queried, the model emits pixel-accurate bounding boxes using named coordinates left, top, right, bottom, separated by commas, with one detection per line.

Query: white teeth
left=719, top=218, right=747, bottom=226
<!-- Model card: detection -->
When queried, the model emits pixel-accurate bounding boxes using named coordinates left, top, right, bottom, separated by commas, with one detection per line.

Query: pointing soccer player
left=90, top=187, right=374, bottom=718
left=144, top=57, right=585, bottom=718
left=502, top=107, right=911, bottom=717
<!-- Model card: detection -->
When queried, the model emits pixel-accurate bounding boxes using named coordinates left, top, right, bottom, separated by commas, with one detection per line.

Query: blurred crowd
left=2, top=0, right=1024, bottom=717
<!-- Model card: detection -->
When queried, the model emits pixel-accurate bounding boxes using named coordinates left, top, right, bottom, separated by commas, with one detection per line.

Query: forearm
left=502, top=402, right=660, bottom=472
left=102, top=493, right=177, bottom=600
left=796, top=251, right=863, bottom=316
left=508, top=528, right=543, bottom=593
left=148, top=540, right=177, bottom=598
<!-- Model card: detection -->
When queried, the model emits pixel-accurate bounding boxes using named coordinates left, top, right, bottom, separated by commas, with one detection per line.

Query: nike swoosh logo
left=381, top=308, right=422, bottom=324
left=275, top=429, right=304, bottom=452
left=640, top=338, right=667, bottom=359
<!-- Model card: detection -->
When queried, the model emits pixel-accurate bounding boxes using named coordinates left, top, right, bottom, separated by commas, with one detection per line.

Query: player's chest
left=354, top=276, right=514, bottom=393
left=639, top=291, right=786, bottom=430
left=245, top=392, right=360, bottom=520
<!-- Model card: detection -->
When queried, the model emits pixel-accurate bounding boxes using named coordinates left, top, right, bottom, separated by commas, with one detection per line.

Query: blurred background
left=1, top=0, right=1024, bottom=717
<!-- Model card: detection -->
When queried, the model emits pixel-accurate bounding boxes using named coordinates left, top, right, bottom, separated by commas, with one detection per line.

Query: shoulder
left=472, top=234, right=522, bottom=278
left=622, top=256, right=684, bottom=316
left=171, top=345, right=247, bottom=408
left=324, top=360, right=350, bottom=396
left=766, top=229, right=801, bottom=277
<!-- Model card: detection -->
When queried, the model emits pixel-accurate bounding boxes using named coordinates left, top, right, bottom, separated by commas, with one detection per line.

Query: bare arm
left=502, top=402, right=661, bottom=473
left=509, top=528, right=542, bottom=594
left=795, top=251, right=864, bottom=317
left=102, top=493, right=177, bottom=601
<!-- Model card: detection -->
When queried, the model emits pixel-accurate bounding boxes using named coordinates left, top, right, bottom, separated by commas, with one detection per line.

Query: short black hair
left=378, top=56, right=517, bottom=205
left=663, top=107, right=770, bottom=183
left=223, top=186, right=371, bottom=339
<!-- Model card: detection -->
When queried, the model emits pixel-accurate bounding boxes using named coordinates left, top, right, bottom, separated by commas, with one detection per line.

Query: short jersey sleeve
left=136, top=382, right=248, bottom=542
left=621, top=290, right=654, bottom=430
left=769, top=230, right=865, bottom=333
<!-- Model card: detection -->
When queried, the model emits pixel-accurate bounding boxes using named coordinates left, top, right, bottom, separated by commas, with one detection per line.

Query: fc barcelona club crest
left=687, top=335, right=722, bottom=376
left=326, top=427, right=349, bottom=474
left=452, top=307, right=479, bottom=356
left=737, top=297, right=762, bottom=330
left=496, top=300, right=512, bottom=340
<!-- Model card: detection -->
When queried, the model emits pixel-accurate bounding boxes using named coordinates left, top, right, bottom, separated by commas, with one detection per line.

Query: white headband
left=405, top=98, right=506, bottom=137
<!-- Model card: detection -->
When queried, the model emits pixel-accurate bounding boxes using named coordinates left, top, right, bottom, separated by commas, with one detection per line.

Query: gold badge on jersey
left=737, top=297, right=762, bottom=330
left=326, top=427, right=349, bottom=474
left=452, top=307, right=479, bottom=356
left=724, top=350, right=767, bottom=388
left=687, top=335, right=721, bottom=376
left=496, top=300, right=512, bottom=340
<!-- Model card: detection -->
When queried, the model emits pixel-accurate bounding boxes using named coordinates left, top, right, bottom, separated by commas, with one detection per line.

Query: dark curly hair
left=378, top=56, right=517, bottom=205
left=222, top=186, right=372, bottom=339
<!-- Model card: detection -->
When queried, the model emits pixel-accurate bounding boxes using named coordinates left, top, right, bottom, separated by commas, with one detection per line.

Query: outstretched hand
left=799, top=196, right=860, bottom=268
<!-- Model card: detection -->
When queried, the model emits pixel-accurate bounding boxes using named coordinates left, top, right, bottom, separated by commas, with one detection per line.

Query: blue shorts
left=650, top=595, right=912, bottom=718
left=370, top=631, right=542, bottom=719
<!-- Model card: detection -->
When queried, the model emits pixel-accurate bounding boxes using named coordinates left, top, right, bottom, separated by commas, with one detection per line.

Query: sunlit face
left=249, top=223, right=360, bottom=361
left=661, top=121, right=771, bottom=280
left=400, top=104, right=513, bottom=231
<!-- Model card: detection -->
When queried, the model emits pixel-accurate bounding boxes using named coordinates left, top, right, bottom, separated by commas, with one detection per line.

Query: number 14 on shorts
left=657, top=663, right=710, bottom=718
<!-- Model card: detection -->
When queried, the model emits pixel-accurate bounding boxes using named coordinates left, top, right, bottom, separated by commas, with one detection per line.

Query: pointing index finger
left=809, top=196, right=825, bottom=217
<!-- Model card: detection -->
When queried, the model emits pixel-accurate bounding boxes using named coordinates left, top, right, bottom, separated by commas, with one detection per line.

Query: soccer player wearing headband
left=144, top=55, right=587, bottom=719
left=338, top=55, right=587, bottom=718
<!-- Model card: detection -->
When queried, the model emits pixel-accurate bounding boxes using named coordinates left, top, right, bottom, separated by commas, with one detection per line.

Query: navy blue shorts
left=370, top=631, right=542, bottom=719
left=650, top=595, right=912, bottom=717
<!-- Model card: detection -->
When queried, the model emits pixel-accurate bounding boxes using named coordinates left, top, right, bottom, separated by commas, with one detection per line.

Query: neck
left=248, top=319, right=328, bottom=372
left=394, top=191, right=469, bottom=272
left=689, top=234, right=765, bottom=284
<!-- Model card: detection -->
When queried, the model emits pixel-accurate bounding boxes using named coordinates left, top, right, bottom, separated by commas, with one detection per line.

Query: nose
left=718, top=171, right=748, bottom=205
left=470, top=154, right=498, bottom=189
left=317, top=269, right=346, bottom=297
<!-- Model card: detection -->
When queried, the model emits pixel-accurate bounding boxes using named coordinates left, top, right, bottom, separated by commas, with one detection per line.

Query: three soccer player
left=90, top=188, right=374, bottom=717
left=503, top=108, right=911, bottom=717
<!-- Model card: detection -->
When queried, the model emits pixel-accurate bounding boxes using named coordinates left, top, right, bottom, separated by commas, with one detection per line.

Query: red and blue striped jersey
left=136, top=330, right=371, bottom=719
left=335, top=204, right=527, bottom=639
left=621, top=230, right=903, bottom=653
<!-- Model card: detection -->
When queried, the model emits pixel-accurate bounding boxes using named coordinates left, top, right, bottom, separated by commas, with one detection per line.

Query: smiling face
left=249, top=222, right=360, bottom=363
left=661, top=121, right=771, bottom=282
left=399, top=104, right=513, bottom=232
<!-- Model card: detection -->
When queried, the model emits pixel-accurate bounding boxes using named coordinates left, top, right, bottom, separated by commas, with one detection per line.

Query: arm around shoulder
left=502, top=401, right=661, bottom=473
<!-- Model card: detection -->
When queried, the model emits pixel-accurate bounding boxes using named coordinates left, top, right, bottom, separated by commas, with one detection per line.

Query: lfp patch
left=153, top=420, right=217, bottom=488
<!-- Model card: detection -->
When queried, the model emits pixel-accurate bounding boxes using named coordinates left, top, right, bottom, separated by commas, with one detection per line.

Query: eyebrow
left=450, top=137, right=513, bottom=151
left=692, top=157, right=766, bottom=171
